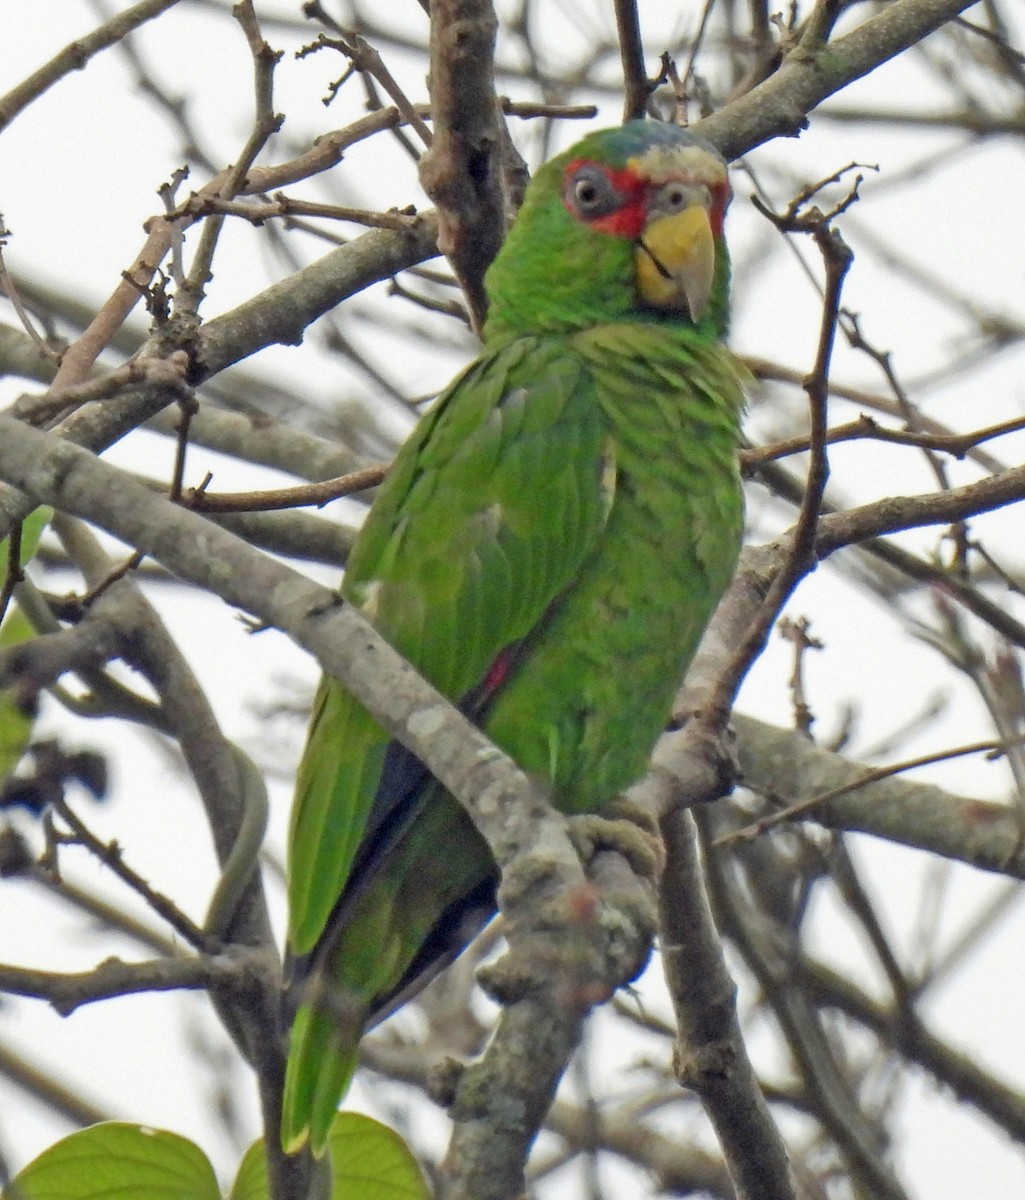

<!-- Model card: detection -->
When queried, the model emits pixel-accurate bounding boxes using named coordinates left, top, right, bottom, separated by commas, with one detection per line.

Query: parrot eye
left=652, top=181, right=708, bottom=217
left=660, top=183, right=690, bottom=212
left=565, top=164, right=625, bottom=220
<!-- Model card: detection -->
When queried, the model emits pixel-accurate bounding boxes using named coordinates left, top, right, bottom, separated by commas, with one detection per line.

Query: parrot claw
left=567, top=799, right=665, bottom=880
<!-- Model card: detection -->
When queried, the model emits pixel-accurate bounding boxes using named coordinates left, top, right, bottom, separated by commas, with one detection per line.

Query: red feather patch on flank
left=482, top=646, right=516, bottom=696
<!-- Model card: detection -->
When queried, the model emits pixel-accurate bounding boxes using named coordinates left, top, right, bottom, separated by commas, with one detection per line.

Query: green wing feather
left=283, top=337, right=618, bottom=1152
left=287, top=336, right=614, bottom=955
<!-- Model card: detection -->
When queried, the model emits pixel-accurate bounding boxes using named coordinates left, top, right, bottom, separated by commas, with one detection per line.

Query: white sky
left=2, top=2, right=1025, bottom=1196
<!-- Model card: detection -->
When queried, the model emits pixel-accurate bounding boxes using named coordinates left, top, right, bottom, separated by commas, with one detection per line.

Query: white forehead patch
left=628, top=145, right=727, bottom=187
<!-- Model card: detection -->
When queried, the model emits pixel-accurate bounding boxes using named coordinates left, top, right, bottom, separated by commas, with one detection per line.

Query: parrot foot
left=567, top=799, right=665, bottom=881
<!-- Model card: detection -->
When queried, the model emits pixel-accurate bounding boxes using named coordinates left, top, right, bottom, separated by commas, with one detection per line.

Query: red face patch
left=706, top=178, right=730, bottom=239
left=562, top=159, right=648, bottom=238
left=563, top=157, right=730, bottom=240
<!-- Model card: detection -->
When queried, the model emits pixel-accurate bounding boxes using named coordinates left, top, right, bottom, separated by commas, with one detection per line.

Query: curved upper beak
left=634, top=204, right=716, bottom=321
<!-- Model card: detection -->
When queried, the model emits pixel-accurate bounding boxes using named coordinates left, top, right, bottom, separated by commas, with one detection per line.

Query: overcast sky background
left=2, top=2, right=1025, bottom=1196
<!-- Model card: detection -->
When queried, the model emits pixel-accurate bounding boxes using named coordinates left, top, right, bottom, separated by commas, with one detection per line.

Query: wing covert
left=288, top=335, right=614, bottom=953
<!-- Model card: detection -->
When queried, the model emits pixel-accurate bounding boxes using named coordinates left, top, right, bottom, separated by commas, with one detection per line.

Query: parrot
left=281, top=119, right=748, bottom=1156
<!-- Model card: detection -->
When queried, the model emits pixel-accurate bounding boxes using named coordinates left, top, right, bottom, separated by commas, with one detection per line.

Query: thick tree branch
left=362, top=1034, right=738, bottom=1197
left=732, top=713, right=1025, bottom=877
left=441, top=849, right=655, bottom=1199
left=649, top=442, right=1025, bottom=827
left=195, top=215, right=440, bottom=378
left=0, top=321, right=61, bottom=386
left=42, top=518, right=304, bottom=1193
left=801, top=957, right=1025, bottom=1143
left=0, top=1038, right=112, bottom=1129
left=144, top=403, right=370, bottom=483
left=614, top=0, right=650, bottom=121
left=0, top=217, right=440, bottom=546
left=695, top=0, right=980, bottom=158
left=697, top=810, right=912, bottom=1200
left=0, top=415, right=547, bottom=866
left=658, top=809, right=795, bottom=1200
left=0, top=367, right=196, bottom=543
left=419, top=0, right=504, bottom=331
left=815, top=464, right=1025, bottom=553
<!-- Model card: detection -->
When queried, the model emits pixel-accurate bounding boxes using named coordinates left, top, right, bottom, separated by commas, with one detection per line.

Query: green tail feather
left=281, top=1001, right=362, bottom=1157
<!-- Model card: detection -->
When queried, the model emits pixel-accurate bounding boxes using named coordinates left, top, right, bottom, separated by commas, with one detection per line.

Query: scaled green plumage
left=282, top=120, right=747, bottom=1155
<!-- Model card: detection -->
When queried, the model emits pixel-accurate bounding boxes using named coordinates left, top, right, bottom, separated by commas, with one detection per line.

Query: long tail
left=281, top=998, right=363, bottom=1157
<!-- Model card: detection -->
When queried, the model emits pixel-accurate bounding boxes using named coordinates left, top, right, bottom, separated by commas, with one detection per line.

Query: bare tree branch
left=418, top=0, right=504, bottom=331
left=0, top=951, right=269, bottom=1016
left=0, top=0, right=186, bottom=132
left=659, top=808, right=796, bottom=1200
left=695, top=0, right=981, bottom=157
left=732, top=713, right=1025, bottom=878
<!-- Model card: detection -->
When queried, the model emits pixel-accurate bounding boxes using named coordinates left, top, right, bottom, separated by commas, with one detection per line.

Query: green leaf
left=326, top=1114, right=428, bottom=1200
left=226, top=1141, right=268, bottom=1200
left=229, top=1114, right=428, bottom=1200
left=0, top=506, right=52, bottom=575
left=0, top=507, right=53, bottom=782
left=0, top=605, right=36, bottom=781
left=2, top=1122, right=221, bottom=1200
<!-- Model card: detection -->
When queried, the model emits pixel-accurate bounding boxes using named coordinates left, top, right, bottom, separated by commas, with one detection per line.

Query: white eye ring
left=662, top=184, right=689, bottom=212
left=565, top=165, right=623, bottom=219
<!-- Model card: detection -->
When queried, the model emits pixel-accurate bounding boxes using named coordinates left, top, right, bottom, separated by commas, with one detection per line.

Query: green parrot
left=282, top=120, right=747, bottom=1155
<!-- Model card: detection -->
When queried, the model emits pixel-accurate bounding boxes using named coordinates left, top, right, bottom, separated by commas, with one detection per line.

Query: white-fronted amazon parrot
left=282, top=120, right=747, bottom=1155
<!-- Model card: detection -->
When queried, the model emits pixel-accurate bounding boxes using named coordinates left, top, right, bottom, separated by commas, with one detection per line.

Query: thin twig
left=176, top=0, right=284, bottom=315
left=0, top=0, right=185, bottom=132
left=0, top=951, right=268, bottom=1016
left=47, top=795, right=215, bottom=951
left=703, top=193, right=854, bottom=726
left=614, top=0, right=649, bottom=121
left=185, top=462, right=388, bottom=513
left=741, top=411, right=1025, bottom=473
left=723, top=733, right=1025, bottom=844
left=0, top=216, right=58, bottom=360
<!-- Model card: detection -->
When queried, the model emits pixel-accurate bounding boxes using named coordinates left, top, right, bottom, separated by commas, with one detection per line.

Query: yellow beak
left=634, top=204, right=716, bottom=320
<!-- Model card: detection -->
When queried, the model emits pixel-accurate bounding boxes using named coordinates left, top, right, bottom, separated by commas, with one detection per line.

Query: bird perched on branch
left=282, top=119, right=747, bottom=1155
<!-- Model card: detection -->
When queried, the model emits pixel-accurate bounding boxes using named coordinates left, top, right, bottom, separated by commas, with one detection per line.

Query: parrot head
left=483, top=120, right=732, bottom=344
